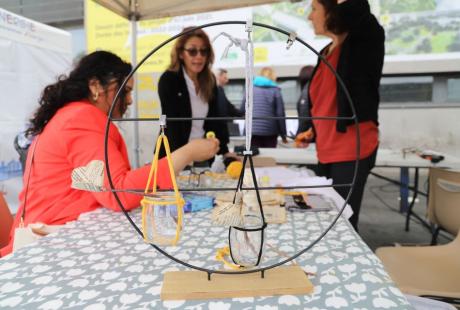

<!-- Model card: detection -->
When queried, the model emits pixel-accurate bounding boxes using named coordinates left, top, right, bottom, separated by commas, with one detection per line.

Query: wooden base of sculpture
left=161, top=265, right=313, bottom=300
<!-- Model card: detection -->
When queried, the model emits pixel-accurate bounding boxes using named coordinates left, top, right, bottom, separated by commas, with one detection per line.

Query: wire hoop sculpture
left=104, top=21, right=360, bottom=279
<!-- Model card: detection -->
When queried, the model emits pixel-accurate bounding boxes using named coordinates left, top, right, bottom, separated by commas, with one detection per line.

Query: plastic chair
left=376, top=232, right=460, bottom=306
left=0, top=192, right=13, bottom=250
left=427, top=168, right=460, bottom=244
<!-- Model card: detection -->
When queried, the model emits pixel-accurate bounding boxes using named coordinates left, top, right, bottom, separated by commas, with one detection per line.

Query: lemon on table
left=206, top=131, right=216, bottom=139
left=226, top=161, right=243, bottom=179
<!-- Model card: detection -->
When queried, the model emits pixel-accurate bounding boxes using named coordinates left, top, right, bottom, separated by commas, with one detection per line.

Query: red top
left=310, top=46, right=378, bottom=164
left=1, top=101, right=172, bottom=256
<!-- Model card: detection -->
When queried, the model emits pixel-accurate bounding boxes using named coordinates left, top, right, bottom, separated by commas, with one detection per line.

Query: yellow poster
left=85, top=0, right=172, bottom=74
left=85, top=0, right=174, bottom=117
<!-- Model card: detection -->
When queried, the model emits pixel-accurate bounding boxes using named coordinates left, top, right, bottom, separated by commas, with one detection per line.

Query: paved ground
left=358, top=167, right=452, bottom=252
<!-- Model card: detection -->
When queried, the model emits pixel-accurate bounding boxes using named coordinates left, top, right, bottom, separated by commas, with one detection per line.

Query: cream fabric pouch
left=13, top=222, right=62, bottom=252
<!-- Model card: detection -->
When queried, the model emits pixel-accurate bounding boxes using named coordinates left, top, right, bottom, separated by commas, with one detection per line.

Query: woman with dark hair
left=0, top=51, right=219, bottom=257
left=296, top=65, right=314, bottom=135
left=158, top=27, right=236, bottom=163
left=296, top=0, right=385, bottom=230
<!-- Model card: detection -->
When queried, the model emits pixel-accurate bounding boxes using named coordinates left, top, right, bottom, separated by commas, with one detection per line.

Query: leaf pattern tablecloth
left=0, top=208, right=411, bottom=309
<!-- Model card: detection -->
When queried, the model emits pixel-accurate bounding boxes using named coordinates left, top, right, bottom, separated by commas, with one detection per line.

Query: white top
left=183, top=68, right=209, bottom=141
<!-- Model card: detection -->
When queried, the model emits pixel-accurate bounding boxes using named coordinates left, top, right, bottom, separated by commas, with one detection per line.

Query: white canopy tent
left=93, top=0, right=291, bottom=20
left=0, top=8, right=72, bottom=212
left=91, top=0, right=294, bottom=167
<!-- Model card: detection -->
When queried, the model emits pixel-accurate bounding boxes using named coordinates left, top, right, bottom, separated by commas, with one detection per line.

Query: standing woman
left=296, top=0, right=385, bottom=230
left=158, top=27, right=235, bottom=162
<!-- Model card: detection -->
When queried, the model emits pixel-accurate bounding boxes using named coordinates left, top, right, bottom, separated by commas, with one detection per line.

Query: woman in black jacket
left=158, top=27, right=235, bottom=163
left=296, top=0, right=385, bottom=230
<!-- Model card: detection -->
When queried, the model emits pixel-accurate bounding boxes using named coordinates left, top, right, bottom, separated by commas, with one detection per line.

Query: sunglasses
left=183, top=47, right=209, bottom=57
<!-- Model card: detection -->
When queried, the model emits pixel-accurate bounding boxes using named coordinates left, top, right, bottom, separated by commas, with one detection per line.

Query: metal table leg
left=400, top=167, right=409, bottom=213
left=371, top=169, right=428, bottom=232
left=405, top=168, right=419, bottom=231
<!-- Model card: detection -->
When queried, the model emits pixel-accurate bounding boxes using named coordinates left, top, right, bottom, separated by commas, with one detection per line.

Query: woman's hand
left=188, top=138, right=220, bottom=162
left=295, top=128, right=314, bottom=148
left=223, top=152, right=240, bottom=161
left=171, top=138, right=220, bottom=173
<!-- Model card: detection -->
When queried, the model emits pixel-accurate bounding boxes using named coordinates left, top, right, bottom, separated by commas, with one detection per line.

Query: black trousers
left=314, top=147, right=378, bottom=231
left=251, top=135, right=278, bottom=148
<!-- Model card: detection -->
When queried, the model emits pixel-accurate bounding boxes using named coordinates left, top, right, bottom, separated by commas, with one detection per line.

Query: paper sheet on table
left=253, top=166, right=353, bottom=219
left=254, top=166, right=316, bottom=185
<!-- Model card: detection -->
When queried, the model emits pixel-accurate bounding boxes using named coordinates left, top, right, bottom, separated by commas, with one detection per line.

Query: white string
left=244, top=43, right=250, bottom=151
left=211, top=24, right=254, bottom=152
left=245, top=20, right=254, bottom=152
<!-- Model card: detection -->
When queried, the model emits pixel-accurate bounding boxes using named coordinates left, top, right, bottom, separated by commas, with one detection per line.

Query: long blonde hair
left=259, top=67, right=277, bottom=82
left=168, top=27, right=215, bottom=102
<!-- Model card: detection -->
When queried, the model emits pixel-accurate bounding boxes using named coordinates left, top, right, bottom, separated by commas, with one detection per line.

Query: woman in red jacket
left=1, top=51, right=219, bottom=256
left=297, top=0, right=385, bottom=230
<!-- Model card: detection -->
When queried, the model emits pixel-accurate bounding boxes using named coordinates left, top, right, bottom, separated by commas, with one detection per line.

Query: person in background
left=215, top=68, right=244, bottom=138
left=215, top=68, right=243, bottom=119
left=241, top=67, right=287, bottom=148
left=158, top=27, right=237, bottom=163
left=0, top=51, right=219, bottom=257
left=216, top=68, right=229, bottom=87
left=296, top=65, right=314, bottom=135
left=13, top=130, right=33, bottom=173
left=296, top=0, right=385, bottom=230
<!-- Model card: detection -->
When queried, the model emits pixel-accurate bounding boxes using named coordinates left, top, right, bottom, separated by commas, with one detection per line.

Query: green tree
left=381, top=0, right=436, bottom=14
left=418, top=38, right=432, bottom=53
left=448, top=33, right=460, bottom=52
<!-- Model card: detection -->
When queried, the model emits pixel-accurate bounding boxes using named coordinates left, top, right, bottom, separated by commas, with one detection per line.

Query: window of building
left=278, top=79, right=299, bottom=109
left=447, top=78, right=460, bottom=102
left=224, top=82, right=244, bottom=109
left=225, top=72, right=460, bottom=111
left=225, top=79, right=301, bottom=110
left=379, top=76, right=433, bottom=103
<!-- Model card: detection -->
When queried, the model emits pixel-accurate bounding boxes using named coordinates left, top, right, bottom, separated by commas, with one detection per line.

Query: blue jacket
left=241, top=76, right=287, bottom=138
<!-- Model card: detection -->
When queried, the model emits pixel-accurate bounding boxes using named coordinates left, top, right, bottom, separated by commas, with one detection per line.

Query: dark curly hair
left=26, top=51, right=132, bottom=137
left=318, top=0, right=348, bottom=35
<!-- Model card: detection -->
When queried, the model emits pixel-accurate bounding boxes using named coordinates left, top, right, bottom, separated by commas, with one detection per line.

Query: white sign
left=0, top=8, right=71, bottom=53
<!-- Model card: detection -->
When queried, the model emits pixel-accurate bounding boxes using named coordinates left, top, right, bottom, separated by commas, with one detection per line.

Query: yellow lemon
left=226, top=161, right=243, bottom=179
left=206, top=131, right=216, bottom=139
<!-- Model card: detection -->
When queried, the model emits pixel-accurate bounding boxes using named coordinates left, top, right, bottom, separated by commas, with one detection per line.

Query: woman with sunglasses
left=296, top=0, right=385, bottom=230
left=158, top=27, right=237, bottom=164
left=0, top=51, right=219, bottom=257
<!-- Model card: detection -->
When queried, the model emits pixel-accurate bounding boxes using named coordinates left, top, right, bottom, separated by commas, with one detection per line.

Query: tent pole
left=130, top=1, right=140, bottom=168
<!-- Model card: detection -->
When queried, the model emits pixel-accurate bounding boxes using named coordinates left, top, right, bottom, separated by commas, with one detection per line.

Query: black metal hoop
left=103, top=21, right=360, bottom=277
